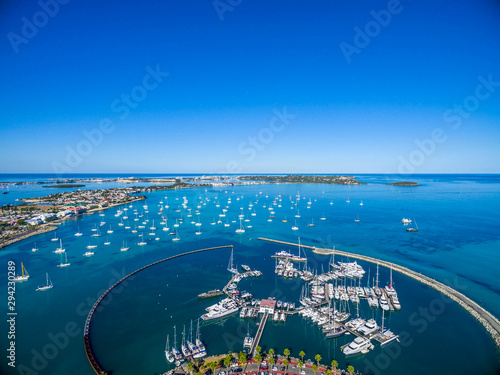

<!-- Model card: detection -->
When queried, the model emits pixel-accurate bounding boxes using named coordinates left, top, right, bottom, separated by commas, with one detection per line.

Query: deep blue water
left=1, top=174, right=499, bottom=375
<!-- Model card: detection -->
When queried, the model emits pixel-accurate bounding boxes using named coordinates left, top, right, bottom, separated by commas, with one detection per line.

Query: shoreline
left=0, top=196, right=145, bottom=250
left=259, top=237, right=500, bottom=352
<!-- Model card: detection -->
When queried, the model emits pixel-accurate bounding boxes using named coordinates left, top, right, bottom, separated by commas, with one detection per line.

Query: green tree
left=331, top=360, right=338, bottom=372
left=326, top=370, right=332, bottom=375
left=224, top=355, right=232, bottom=368
left=269, top=357, right=275, bottom=366
left=268, top=348, right=275, bottom=358
left=256, top=346, right=262, bottom=355
left=314, top=354, right=322, bottom=366
left=312, top=364, right=318, bottom=375
left=239, top=352, right=247, bottom=366
left=284, top=348, right=291, bottom=359
left=254, top=353, right=262, bottom=362
left=347, top=365, right=354, bottom=375
left=299, top=351, right=305, bottom=361
left=298, top=360, right=304, bottom=370
left=186, top=362, right=194, bottom=374
left=283, top=359, right=289, bottom=369
left=208, top=361, right=217, bottom=372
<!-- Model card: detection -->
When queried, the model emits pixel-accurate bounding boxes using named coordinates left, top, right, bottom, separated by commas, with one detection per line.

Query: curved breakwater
left=83, top=245, right=233, bottom=374
left=258, top=237, right=500, bottom=352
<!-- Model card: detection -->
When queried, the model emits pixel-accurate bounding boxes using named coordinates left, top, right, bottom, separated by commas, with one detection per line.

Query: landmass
left=237, top=174, right=362, bottom=185
left=387, top=181, right=419, bottom=186
left=43, top=184, right=86, bottom=188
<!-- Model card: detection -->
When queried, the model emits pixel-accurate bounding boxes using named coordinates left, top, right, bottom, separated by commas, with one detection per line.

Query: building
left=259, top=299, right=276, bottom=314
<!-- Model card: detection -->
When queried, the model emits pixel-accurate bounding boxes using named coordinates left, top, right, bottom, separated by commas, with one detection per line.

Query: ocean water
left=1, top=174, right=499, bottom=375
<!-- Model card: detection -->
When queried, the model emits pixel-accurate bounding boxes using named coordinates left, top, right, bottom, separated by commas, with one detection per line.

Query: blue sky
left=0, top=0, right=499, bottom=174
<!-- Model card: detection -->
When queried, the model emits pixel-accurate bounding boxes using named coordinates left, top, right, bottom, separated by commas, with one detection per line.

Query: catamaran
left=14, top=262, right=30, bottom=281
left=36, top=272, right=53, bottom=291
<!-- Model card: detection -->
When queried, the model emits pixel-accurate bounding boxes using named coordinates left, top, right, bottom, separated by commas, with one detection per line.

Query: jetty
left=249, top=312, right=269, bottom=355
left=83, top=245, right=234, bottom=374
left=259, top=237, right=500, bottom=351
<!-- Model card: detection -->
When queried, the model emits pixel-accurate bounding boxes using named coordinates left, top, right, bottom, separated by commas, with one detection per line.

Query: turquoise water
left=1, top=175, right=500, bottom=374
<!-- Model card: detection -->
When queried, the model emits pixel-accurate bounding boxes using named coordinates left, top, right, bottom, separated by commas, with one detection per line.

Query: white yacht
left=342, top=337, right=374, bottom=356
left=36, top=272, right=53, bottom=291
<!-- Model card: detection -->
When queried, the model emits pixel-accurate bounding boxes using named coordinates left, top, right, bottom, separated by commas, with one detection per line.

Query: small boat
left=31, top=242, right=38, bottom=252
left=83, top=251, right=94, bottom=257
left=165, top=334, right=174, bottom=363
left=54, top=239, right=65, bottom=254
left=406, top=218, right=419, bottom=232
left=74, top=226, right=83, bottom=236
left=57, top=253, right=71, bottom=268
left=360, top=200, right=364, bottom=206
left=13, top=262, right=30, bottom=281
left=36, top=273, right=53, bottom=291
left=51, top=232, right=59, bottom=242
left=120, top=241, right=130, bottom=252
left=354, top=215, right=360, bottom=223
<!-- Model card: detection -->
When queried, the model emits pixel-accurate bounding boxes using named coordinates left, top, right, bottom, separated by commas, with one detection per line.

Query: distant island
left=387, top=181, right=419, bottom=186
left=237, top=174, right=362, bottom=185
left=43, top=184, right=86, bottom=188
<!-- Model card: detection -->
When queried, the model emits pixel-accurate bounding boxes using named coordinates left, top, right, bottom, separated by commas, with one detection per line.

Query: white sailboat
left=57, top=252, right=70, bottom=267
left=165, top=334, right=174, bottom=363
left=51, top=232, right=59, bottom=242
left=74, top=226, right=83, bottom=236
left=291, top=220, right=298, bottom=231
left=235, top=218, right=245, bottom=233
left=36, top=272, right=53, bottom=291
left=138, top=234, right=147, bottom=246
left=120, top=240, right=130, bottom=252
left=54, top=239, right=65, bottom=254
left=172, top=231, right=180, bottom=242
left=227, top=248, right=239, bottom=274
left=13, top=262, right=30, bottom=281
left=107, top=225, right=113, bottom=234
left=31, top=242, right=38, bottom=252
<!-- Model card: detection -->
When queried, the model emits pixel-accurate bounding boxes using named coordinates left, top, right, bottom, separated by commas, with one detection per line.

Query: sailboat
left=36, top=272, right=53, bottom=291
left=13, top=262, right=30, bottom=281
left=91, top=228, right=101, bottom=237
left=31, top=242, right=38, bottom=252
left=120, top=240, right=130, bottom=252
left=406, top=218, right=419, bottom=232
left=51, top=232, right=59, bottom=242
left=346, top=197, right=350, bottom=203
left=54, top=239, right=65, bottom=254
left=227, top=248, right=239, bottom=274
left=320, top=213, right=326, bottom=221
left=83, top=248, right=94, bottom=257
left=57, top=252, right=70, bottom=267
left=291, top=220, right=298, bottom=231
left=104, top=237, right=111, bottom=245
left=235, top=218, right=245, bottom=233
left=354, top=215, right=360, bottom=223
left=193, top=319, right=207, bottom=358
left=107, top=225, right=113, bottom=234
left=138, top=234, right=147, bottom=246
left=165, top=334, right=174, bottom=363
left=360, top=200, right=364, bottom=206
left=172, top=231, right=180, bottom=242
left=74, top=226, right=83, bottom=236
left=307, top=218, right=315, bottom=227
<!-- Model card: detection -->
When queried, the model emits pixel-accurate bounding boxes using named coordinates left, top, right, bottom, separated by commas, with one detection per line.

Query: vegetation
left=387, top=181, right=419, bottom=186
left=238, top=175, right=361, bottom=185
left=312, top=364, right=318, bottom=375
left=331, top=360, right=338, bottom=372
left=315, top=354, right=322, bottom=365
left=299, top=350, right=306, bottom=361
left=347, top=365, right=355, bottom=375
left=42, top=184, right=86, bottom=188
left=284, top=348, right=290, bottom=358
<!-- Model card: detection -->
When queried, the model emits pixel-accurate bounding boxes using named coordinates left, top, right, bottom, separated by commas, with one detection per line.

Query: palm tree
left=268, top=348, right=275, bottom=359
left=298, top=360, right=304, bottom=370
left=331, top=360, right=338, bottom=374
left=186, top=362, right=194, bottom=374
left=208, top=361, right=217, bottom=373
left=283, top=359, right=289, bottom=370
left=239, top=352, right=247, bottom=367
left=347, top=365, right=354, bottom=375
left=299, top=351, right=305, bottom=362
left=254, top=353, right=262, bottom=363
left=224, top=355, right=232, bottom=368
left=314, top=354, right=322, bottom=366
left=312, top=364, right=318, bottom=375
left=326, top=370, right=332, bottom=375
left=284, top=348, right=291, bottom=359
left=269, top=357, right=275, bottom=366
left=256, top=346, right=262, bottom=355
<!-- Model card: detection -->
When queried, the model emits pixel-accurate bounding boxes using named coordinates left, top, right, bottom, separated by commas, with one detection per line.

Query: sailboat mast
left=376, top=263, right=380, bottom=288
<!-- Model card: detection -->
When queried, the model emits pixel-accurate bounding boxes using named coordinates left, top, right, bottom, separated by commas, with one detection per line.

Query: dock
left=249, top=312, right=269, bottom=355
left=259, top=237, right=500, bottom=352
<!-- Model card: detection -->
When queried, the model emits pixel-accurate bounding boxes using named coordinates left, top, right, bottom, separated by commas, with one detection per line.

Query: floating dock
left=249, top=312, right=269, bottom=355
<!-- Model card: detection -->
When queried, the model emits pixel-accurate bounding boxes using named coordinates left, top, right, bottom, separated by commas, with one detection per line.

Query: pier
left=259, top=237, right=500, bottom=351
left=249, top=312, right=269, bottom=355
left=83, top=245, right=234, bottom=374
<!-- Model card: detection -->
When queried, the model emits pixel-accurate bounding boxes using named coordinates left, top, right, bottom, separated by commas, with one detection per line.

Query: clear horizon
left=1, top=0, right=499, bottom=174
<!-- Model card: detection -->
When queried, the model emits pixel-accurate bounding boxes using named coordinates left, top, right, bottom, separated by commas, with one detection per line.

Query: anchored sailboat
left=36, top=273, right=53, bottom=291
left=227, top=248, right=239, bottom=274
left=14, top=262, right=30, bottom=281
